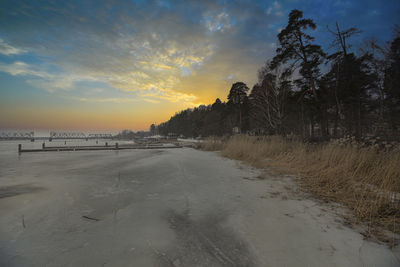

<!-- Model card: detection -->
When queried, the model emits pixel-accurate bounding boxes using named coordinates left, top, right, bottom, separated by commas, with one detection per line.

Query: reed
left=202, top=135, right=400, bottom=242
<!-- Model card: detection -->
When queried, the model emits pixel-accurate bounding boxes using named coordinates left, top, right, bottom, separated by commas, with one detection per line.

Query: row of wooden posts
left=18, top=142, right=119, bottom=153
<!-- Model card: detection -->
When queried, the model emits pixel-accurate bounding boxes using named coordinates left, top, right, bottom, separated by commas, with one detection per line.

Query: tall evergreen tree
left=384, top=28, right=400, bottom=131
left=228, top=82, right=249, bottom=132
left=271, top=9, right=325, bottom=137
left=271, top=9, right=325, bottom=98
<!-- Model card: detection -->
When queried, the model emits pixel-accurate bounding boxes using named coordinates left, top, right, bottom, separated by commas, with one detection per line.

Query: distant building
left=167, top=133, right=178, bottom=139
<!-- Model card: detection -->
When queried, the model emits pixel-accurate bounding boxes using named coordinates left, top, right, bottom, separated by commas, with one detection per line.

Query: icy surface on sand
left=0, top=141, right=398, bottom=266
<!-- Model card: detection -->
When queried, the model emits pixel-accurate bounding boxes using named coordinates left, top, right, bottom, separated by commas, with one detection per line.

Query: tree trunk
left=239, top=103, right=242, bottom=133
left=334, top=104, right=339, bottom=137
left=301, top=101, right=305, bottom=138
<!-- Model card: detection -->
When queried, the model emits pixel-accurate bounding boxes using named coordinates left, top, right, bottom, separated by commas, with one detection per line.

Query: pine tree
left=228, top=82, right=249, bottom=132
left=271, top=9, right=324, bottom=98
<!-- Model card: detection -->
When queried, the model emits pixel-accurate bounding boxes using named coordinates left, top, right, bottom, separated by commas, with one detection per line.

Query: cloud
left=0, top=61, right=50, bottom=78
left=140, top=89, right=197, bottom=104
left=203, top=11, right=232, bottom=32
left=266, top=1, right=282, bottom=16
left=0, top=59, right=201, bottom=104
left=0, top=61, right=103, bottom=92
left=27, top=75, right=100, bottom=93
left=368, top=9, right=380, bottom=16
left=143, top=98, right=161, bottom=104
left=334, top=0, right=352, bottom=8
left=0, top=0, right=397, bottom=131
left=273, top=1, right=281, bottom=9
left=0, top=39, right=26, bottom=55
left=0, top=0, right=281, bottom=107
left=73, top=97, right=140, bottom=103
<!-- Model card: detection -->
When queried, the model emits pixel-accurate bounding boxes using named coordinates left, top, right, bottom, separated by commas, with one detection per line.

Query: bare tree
left=360, top=38, right=391, bottom=122
left=326, top=22, right=362, bottom=136
left=250, top=63, right=290, bottom=134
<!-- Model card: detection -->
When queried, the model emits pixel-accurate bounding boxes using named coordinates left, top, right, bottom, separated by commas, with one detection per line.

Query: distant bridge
left=50, top=131, right=86, bottom=139
left=0, top=131, right=114, bottom=141
left=0, top=131, right=34, bottom=140
left=49, top=131, right=113, bottom=140
left=88, top=133, right=113, bottom=139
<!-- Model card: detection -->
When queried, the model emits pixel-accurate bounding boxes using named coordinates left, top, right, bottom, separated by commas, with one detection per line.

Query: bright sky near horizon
left=0, top=0, right=399, bottom=131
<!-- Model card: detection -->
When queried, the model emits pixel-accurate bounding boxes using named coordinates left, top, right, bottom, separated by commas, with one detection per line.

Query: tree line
left=157, top=10, right=400, bottom=140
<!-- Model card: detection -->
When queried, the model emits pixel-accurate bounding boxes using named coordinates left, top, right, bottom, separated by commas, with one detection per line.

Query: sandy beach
left=0, top=142, right=398, bottom=266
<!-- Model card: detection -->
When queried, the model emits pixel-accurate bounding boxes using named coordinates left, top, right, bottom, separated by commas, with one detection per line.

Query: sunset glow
left=0, top=0, right=398, bottom=131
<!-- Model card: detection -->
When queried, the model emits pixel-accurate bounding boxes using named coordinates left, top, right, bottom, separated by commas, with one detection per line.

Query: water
left=0, top=139, right=135, bottom=154
left=0, top=139, right=136, bottom=170
left=0, top=139, right=136, bottom=190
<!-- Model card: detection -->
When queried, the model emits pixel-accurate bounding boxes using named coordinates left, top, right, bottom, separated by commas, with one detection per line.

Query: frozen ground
left=0, top=140, right=399, bottom=266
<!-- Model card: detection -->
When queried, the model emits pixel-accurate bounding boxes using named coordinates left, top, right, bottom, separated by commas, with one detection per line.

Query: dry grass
left=204, top=135, right=400, bottom=243
left=198, top=137, right=225, bottom=151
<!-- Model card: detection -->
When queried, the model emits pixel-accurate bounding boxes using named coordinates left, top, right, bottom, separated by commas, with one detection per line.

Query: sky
left=0, top=0, right=399, bottom=132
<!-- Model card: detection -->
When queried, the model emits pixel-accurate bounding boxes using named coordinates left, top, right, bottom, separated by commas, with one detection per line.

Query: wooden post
left=18, top=144, right=22, bottom=153
left=105, top=142, right=108, bottom=147
left=115, top=142, right=119, bottom=149
left=96, top=140, right=98, bottom=144
left=42, top=143, right=45, bottom=149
